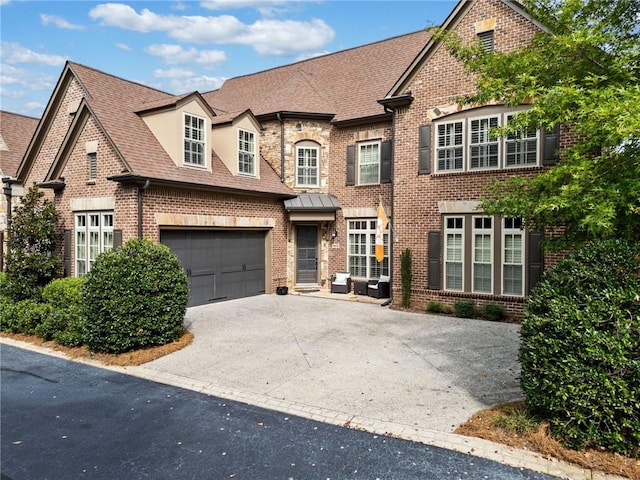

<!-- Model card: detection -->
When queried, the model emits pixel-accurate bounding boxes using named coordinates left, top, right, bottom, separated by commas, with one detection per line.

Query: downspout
left=276, top=113, right=285, bottom=182
left=137, top=179, right=150, bottom=239
left=383, top=106, right=396, bottom=307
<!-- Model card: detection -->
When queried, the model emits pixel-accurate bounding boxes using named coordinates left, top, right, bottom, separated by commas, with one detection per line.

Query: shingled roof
left=203, top=29, right=434, bottom=123
left=0, top=111, right=39, bottom=178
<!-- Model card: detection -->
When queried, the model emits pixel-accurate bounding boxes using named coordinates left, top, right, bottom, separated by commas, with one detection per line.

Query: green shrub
left=0, top=299, right=50, bottom=334
left=426, top=300, right=452, bottom=314
left=4, top=184, right=61, bottom=301
left=520, top=238, right=640, bottom=457
left=42, top=277, right=84, bottom=309
left=0, top=272, right=7, bottom=297
left=82, top=238, right=189, bottom=354
left=453, top=300, right=478, bottom=318
left=482, top=303, right=507, bottom=322
left=52, top=307, right=86, bottom=347
left=400, top=248, right=412, bottom=308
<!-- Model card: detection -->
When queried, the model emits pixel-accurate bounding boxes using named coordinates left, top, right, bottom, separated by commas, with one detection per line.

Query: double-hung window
left=347, top=219, right=389, bottom=278
left=473, top=217, right=493, bottom=293
left=296, top=143, right=319, bottom=186
left=444, top=217, right=464, bottom=290
left=358, top=141, right=380, bottom=185
left=184, top=113, right=205, bottom=166
left=503, top=217, right=525, bottom=295
left=505, top=114, right=538, bottom=167
left=75, top=212, right=114, bottom=276
left=238, top=129, right=255, bottom=175
left=469, top=116, right=499, bottom=169
left=437, top=121, right=464, bottom=172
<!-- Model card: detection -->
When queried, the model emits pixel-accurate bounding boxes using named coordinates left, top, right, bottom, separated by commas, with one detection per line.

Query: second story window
left=358, top=141, right=380, bottom=185
left=296, top=142, right=319, bottom=186
left=238, top=128, right=255, bottom=175
left=184, top=113, right=205, bottom=166
left=437, top=121, right=464, bottom=172
left=469, top=116, right=499, bottom=169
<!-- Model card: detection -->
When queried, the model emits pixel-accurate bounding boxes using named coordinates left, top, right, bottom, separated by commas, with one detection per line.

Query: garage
left=161, top=230, right=266, bottom=307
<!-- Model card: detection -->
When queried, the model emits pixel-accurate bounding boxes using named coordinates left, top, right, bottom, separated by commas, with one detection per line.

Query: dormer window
left=238, top=128, right=255, bottom=175
left=184, top=113, right=205, bottom=166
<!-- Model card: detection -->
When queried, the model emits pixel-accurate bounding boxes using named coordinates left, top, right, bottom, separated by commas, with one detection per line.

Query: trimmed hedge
left=520, top=238, right=640, bottom=457
left=82, top=238, right=189, bottom=354
left=35, top=278, right=86, bottom=343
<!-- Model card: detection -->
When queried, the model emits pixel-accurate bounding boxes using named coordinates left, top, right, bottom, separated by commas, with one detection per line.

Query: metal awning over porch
left=284, top=193, right=341, bottom=221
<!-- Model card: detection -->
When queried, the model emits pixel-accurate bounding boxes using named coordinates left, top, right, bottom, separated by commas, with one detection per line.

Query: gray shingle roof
left=0, top=111, right=39, bottom=178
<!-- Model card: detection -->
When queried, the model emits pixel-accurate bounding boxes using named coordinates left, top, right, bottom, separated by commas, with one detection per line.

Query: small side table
left=354, top=280, right=369, bottom=296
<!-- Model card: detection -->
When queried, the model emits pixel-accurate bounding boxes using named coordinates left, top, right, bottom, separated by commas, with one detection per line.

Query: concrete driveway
left=142, top=293, right=523, bottom=434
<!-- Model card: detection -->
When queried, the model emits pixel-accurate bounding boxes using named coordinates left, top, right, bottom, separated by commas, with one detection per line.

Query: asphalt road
left=1, top=344, right=559, bottom=480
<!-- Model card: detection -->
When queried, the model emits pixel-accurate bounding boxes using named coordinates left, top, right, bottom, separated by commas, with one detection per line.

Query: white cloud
left=89, top=3, right=334, bottom=56
left=199, top=0, right=287, bottom=10
left=145, top=44, right=227, bottom=66
left=169, top=75, right=226, bottom=93
left=0, top=42, right=66, bottom=67
left=40, top=13, right=85, bottom=30
left=24, top=101, right=46, bottom=111
left=153, top=67, right=196, bottom=78
left=115, top=43, right=131, bottom=51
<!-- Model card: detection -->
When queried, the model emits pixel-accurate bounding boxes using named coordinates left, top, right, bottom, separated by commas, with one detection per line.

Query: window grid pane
left=444, top=216, right=463, bottom=291
left=184, top=114, right=205, bottom=166
left=347, top=220, right=388, bottom=278
left=358, top=143, right=380, bottom=185
left=469, top=117, right=499, bottom=169
left=238, top=129, right=255, bottom=174
left=296, top=147, right=318, bottom=186
left=437, top=122, right=464, bottom=171
left=75, top=212, right=115, bottom=277
left=503, top=217, right=524, bottom=296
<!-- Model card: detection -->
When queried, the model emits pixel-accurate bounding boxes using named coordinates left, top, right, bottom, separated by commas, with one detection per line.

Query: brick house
left=0, top=110, right=39, bottom=270
left=11, top=0, right=560, bottom=315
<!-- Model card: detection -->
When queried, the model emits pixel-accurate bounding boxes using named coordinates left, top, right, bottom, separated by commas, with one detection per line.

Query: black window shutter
left=380, top=141, right=391, bottom=183
left=428, top=231, right=441, bottom=290
left=418, top=125, right=432, bottom=174
left=63, top=229, right=71, bottom=277
left=542, top=124, right=560, bottom=166
left=527, top=231, right=543, bottom=294
left=114, top=230, right=123, bottom=248
left=346, top=145, right=355, bottom=186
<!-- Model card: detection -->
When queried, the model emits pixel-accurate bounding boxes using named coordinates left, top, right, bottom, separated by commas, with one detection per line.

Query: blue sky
left=0, top=1, right=457, bottom=118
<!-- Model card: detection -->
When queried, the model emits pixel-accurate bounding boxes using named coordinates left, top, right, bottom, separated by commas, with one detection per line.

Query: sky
left=0, top=0, right=458, bottom=118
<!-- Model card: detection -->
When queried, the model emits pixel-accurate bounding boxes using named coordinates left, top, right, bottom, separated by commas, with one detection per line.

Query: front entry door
left=296, top=225, right=317, bottom=284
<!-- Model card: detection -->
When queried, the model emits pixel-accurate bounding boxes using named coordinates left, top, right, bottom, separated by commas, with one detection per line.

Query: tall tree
left=5, top=184, right=61, bottom=300
left=440, top=0, right=640, bottom=249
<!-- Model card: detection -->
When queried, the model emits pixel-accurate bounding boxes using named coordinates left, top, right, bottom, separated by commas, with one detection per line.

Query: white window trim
left=468, top=114, right=500, bottom=171
left=502, top=218, right=526, bottom=297
left=183, top=113, right=206, bottom=168
left=347, top=219, right=389, bottom=279
left=434, top=109, right=543, bottom=173
left=436, top=120, right=465, bottom=173
left=295, top=143, right=320, bottom=187
left=75, top=211, right=114, bottom=277
left=238, top=128, right=256, bottom=176
left=357, top=140, right=381, bottom=185
left=444, top=216, right=464, bottom=291
left=472, top=216, right=494, bottom=294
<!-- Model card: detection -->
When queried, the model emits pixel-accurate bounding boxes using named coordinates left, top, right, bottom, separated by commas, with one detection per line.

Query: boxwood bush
left=520, top=238, right=640, bottom=457
left=35, top=278, right=86, bottom=343
left=82, top=238, right=189, bottom=354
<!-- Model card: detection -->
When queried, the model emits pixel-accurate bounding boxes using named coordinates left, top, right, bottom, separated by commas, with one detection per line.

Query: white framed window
left=184, top=113, right=205, bottom=166
left=469, top=116, right=499, bottom=169
left=436, top=121, right=464, bottom=172
left=505, top=114, right=538, bottom=167
left=238, top=128, right=255, bottom=175
left=444, top=216, right=464, bottom=290
left=75, top=212, right=114, bottom=276
left=358, top=141, right=380, bottom=185
left=503, top=217, right=525, bottom=296
left=296, top=143, right=319, bottom=186
left=347, top=219, right=389, bottom=278
left=434, top=108, right=541, bottom=172
left=473, top=216, right=493, bottom=293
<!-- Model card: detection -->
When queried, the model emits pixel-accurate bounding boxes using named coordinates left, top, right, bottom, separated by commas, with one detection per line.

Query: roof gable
left=385, top=0, right=546, bottom=99
left=0, top=111, right=38, bottom=178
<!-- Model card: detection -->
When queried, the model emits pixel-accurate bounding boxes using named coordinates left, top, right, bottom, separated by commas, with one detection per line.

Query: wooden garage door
left=161, top=230, right=266, bottom=307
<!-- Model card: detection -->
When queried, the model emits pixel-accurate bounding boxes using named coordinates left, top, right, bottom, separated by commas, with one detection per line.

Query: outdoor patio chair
left=367, top=275, right=390, bottom=298
left=330, top=272, right=352, bottom=294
